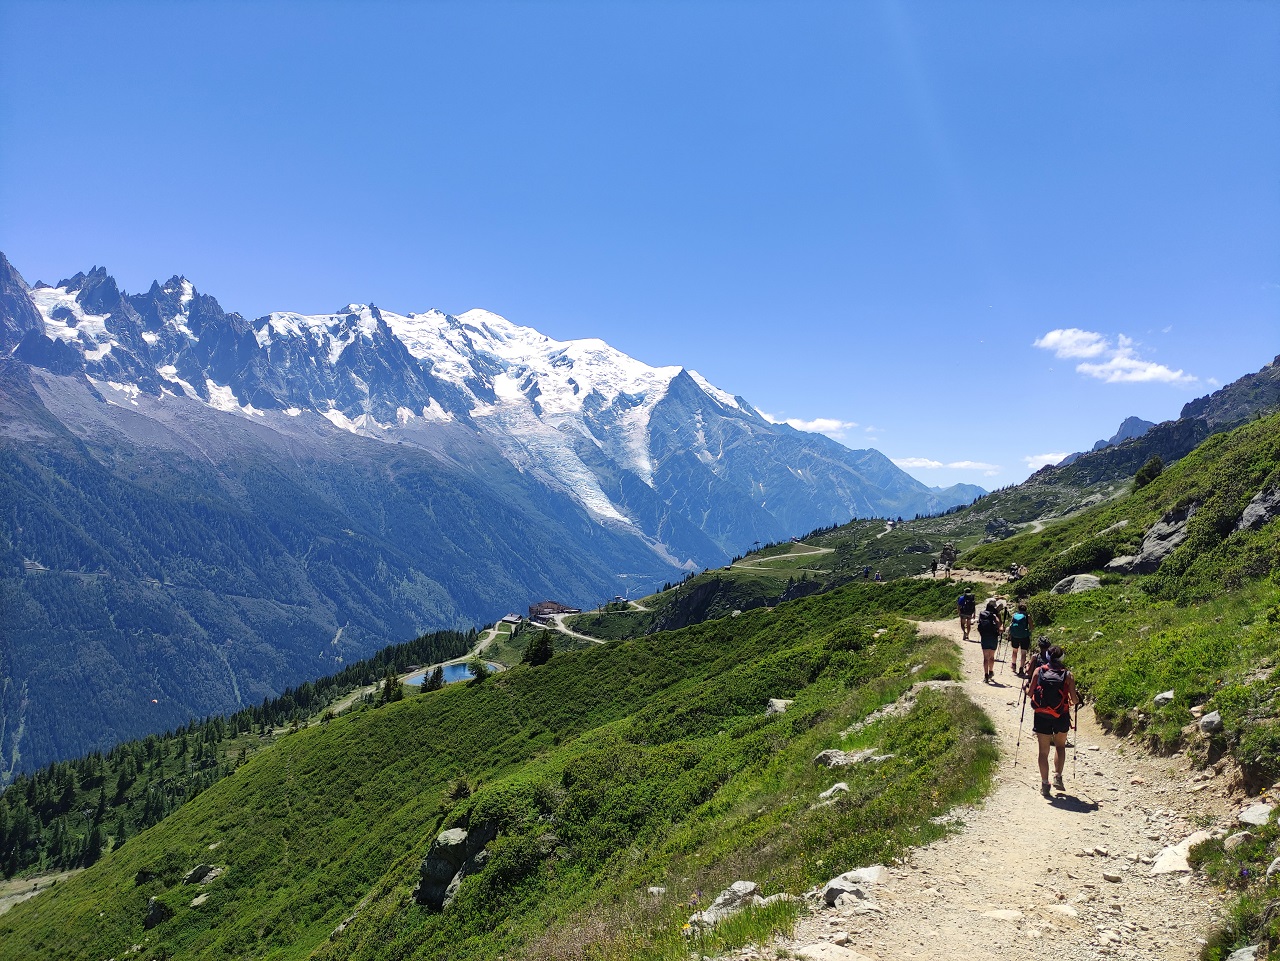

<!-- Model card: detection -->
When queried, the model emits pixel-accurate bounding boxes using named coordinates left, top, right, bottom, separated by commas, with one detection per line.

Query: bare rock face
left=414, top=821, right=498, bottom=911
left=1237, top=485, right=1280, bottom=532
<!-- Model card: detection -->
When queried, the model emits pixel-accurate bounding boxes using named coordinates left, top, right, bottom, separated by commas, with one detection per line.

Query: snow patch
left=688, top=370, right=741, bottom=410
left=205, top=379, right=264, bottom=417
left=421, top=399, right=454, bottom=423
left=321, top=407, right=386, bottom=433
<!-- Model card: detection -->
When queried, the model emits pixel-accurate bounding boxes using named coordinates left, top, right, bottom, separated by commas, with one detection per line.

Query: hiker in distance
left=976, top=598, right=1004, bottom=682
left=1026, top=645, right=1080, bottom=796
left=957, top=588, right=977, bottom=640
left=1007, top=601, right=1034, bottom=675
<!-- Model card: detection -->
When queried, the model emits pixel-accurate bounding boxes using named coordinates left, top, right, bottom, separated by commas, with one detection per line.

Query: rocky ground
left=731, top=614, right=1267, bottom=961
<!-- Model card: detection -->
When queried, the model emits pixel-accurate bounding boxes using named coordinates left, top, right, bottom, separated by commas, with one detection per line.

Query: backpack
left=976, top=609, right=999, bottom=638
left=1031, top=664, right=1070, bottom=718
left=959, top=594, right=975, bottom=615
left=1009, top=612, right=1030, bottom=640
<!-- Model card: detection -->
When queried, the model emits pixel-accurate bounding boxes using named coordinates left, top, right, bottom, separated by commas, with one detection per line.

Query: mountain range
left=0, top=252, right=981, bottom=776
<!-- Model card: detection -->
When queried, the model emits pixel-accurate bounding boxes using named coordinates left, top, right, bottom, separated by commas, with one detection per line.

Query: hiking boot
left=1053, top=774, right=1065, bottom=791
left=1041, top=782, right=1052, bottom=798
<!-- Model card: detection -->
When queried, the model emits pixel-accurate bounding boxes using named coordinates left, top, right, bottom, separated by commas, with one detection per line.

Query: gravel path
left=755, top=616, right=1239, bottom=961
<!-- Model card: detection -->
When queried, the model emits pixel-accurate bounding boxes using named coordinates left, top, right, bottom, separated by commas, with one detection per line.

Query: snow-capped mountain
left=4, top=254, right=979, bottom=559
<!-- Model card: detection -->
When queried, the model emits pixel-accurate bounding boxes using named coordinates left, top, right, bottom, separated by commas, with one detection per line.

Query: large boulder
left=1238, top=485, right=1280, bottom=532
left=143, top=896, right=172, bottom=929
left=413, top=821, right=498, bottom=910
left=1132, top=503, right=1197, bottom=573
left=1051, top=574, right=1101, bottom=594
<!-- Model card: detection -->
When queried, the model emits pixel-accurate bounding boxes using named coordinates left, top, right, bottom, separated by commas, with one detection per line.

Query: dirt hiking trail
left=765, top=614, right=1240, bottom=961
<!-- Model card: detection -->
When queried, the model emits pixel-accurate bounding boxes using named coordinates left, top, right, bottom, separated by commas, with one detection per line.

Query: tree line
left=0, top=626, right=473, bottom=878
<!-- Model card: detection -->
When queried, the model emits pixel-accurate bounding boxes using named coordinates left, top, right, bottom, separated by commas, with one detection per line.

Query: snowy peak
left=0, top=252, right=983, bottom=567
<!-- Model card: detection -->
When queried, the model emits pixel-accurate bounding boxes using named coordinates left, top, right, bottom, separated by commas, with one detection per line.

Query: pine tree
left=522, top=631, right=554, bottom=666
left=422, top=665, right=445, bottom=692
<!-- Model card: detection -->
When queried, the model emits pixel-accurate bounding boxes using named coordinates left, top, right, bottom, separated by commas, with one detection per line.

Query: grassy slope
left=0, top=583, right=995, bottom=961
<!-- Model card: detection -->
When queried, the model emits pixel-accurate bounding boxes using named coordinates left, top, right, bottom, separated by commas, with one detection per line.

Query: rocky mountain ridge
left=1, top=252, right=981, bottom=552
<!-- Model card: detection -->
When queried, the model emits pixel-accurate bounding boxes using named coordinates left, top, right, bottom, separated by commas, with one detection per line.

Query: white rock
left=1267, top=857, right=1280, bottom=880
left=1150, top=830, right=1211, bottom=874
left=1226, top=947, right=1258, bottom=961
left=1200, top=711, right=1224, bottom=734
left=766, top=698, right=794, bottom=715
left=1224, top=832, right=1254, bottom=853
left=982, top=909, right=1024, bottom=920
left=1154, top=690, right=1175, bottom=707
left=689, top=880, right=759, bottom=927
left=647, top=886, right=666, bottom=896
left=1238, top=803, right=1274, bottom=827
left=819, top=782, right=850, bottom=799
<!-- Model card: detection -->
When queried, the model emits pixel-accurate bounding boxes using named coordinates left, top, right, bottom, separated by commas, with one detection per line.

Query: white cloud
left=1025, top=452, right=1070, bottom=470
left=892, top=457, right=1001, bottom=476
left=762, top=412, right=858, bottom=440
left=1033, top=328, right=1109, bottom=358
left=1033, top=328, right=1196, bottom=385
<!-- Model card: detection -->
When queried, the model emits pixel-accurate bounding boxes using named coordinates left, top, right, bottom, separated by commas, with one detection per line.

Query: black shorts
left=979, top=635, right=999, bottom=651
left=1033, top=712, right=1071, bottom=736
left=1010, top=637, right=1030, bottom=650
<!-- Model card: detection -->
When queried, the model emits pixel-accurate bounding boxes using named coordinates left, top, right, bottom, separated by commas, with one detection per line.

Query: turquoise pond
left=404, top=662, right=498, bottom=685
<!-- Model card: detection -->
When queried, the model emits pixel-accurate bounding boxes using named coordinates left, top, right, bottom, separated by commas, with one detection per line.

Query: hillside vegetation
left=0, top=582, right=995, bottom=961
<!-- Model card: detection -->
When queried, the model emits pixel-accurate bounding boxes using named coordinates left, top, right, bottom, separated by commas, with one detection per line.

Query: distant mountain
left=1052, top=355, right=1280, bottom=487
left=0, top=252, right=982, bottom=775
left=1058, top=415, right=1158, bottom=466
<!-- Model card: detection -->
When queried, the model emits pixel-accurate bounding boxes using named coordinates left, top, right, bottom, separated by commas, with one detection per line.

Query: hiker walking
left=1026, top=645, right=1079, bottom=796
left=957, top=588, right=977, bottom=640
left=976, top=599, right=1003, bottom=682
left=1007, top=602, right=1033, bottom=675
left=931, top=559, right=938, bottom=578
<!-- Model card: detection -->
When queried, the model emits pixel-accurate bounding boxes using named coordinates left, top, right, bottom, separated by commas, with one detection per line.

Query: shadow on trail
left=1050, top=792, right=1101, bottom=813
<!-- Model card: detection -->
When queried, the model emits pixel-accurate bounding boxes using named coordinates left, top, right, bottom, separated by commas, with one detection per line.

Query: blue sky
left=2, top=0, right=1277, bottom=489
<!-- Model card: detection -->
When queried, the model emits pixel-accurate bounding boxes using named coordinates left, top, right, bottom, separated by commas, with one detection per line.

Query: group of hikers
left=957, top=587, right=1080, bottom=798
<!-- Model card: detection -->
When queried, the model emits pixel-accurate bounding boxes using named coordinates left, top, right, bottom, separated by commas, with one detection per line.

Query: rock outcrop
left=414, top=821, right=498, bottom=910
left=143, top=896, right=172, bottom=929
left=1107, top=503, right=1198, bottom=574
left=1051, top=574, right=1101, bottom=594
left=1237, top=484, right=1280, bottom=532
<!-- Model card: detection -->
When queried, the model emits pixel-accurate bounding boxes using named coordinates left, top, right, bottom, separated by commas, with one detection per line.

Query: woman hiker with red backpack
left=1026, top=644, right=1079, bottom=797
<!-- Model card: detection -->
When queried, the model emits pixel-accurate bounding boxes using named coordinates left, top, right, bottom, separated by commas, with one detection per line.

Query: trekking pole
left=1072, top=700, right=1079, bottom=783
left=1013, top=687, right=1028, bottom=769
